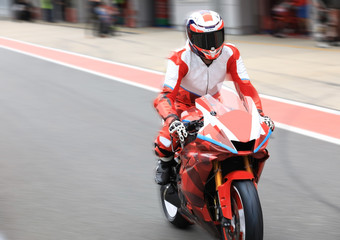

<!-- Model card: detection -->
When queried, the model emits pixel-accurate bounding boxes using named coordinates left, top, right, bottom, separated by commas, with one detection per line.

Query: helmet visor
left=189, top=29, right=225, bottom=50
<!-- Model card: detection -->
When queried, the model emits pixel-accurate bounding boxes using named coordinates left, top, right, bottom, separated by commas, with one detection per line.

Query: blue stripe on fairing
left=254, top=129, right=272, bottom=153
left=241, top=78, right=250, bottom=81
left=163, top=84, right=174, bottom=90
left=197, top=134, right=238, bottom=154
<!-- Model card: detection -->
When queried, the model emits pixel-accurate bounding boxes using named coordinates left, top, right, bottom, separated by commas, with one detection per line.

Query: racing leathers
left=154, top=41, right=268, bottom=163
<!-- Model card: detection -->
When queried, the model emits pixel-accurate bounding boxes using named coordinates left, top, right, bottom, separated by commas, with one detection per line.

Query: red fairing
left=218, top=171, right=255, bottom=219
left=177, top=94, right=270, bottom=218
left=179, top=141, right=234, bottom=211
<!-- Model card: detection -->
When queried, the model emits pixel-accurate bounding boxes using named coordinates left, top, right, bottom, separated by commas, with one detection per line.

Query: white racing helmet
left=186, top=10, right=225, bottom=60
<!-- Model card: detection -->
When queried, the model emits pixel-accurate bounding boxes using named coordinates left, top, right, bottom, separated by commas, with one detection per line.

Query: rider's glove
left=261, top=115, right=275, bottom=132
left=169, top=120, right=188, bottom=143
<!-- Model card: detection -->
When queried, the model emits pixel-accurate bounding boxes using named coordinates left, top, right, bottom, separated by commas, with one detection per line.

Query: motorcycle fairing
left=218, top=171, right=254, bottom=220
left=254, top=128, right=272, bottom=153
left=197, top=133, right=237, bottom=154
left=178, top=92, right=270, bottom=222
left=195, top=94, right=267, bottom=153
left=179, top=141, right=235, bottom=221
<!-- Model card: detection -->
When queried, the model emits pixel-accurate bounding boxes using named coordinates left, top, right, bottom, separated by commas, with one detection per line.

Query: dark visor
left=189, top=29, right=224, bottom=50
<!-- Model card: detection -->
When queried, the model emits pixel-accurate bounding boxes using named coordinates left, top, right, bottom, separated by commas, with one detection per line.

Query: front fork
left=214, top=156, right=255, bottom=220
left=214, top=156, right=253, bottom=190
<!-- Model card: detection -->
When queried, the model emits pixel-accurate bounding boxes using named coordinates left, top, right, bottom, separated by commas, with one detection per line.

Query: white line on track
left=0, top=45, right=161, bottom=93
left=275, top=122, right=340, bottom=145
left=0, top=37, right=164, bottom=76
left=1, top=38, right=339, bottom=145
left=260, top=94, right=340, bottom=115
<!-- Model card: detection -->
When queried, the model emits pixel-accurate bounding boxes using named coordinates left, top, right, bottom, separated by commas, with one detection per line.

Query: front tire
left=160, top=184, right=192, bottom=229
left=221, top=180, right=263, bottom=240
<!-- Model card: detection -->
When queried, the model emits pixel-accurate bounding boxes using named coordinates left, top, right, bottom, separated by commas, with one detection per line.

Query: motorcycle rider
left=154, top=10, right=274, bottom=185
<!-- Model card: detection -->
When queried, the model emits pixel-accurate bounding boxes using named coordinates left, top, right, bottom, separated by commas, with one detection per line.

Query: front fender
left=217, top=170, right=255, bottom=220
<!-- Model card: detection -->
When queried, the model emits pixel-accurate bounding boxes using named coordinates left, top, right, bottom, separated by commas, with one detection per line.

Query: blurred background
left=0, top=0, right=339, bottom=34
left=0, top=1, right=340, bottom=240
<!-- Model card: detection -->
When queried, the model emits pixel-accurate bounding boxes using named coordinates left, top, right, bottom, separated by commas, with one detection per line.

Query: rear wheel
left=221, top=180, right=263, bottom=240
left=160, top=184, right=192, bottom=228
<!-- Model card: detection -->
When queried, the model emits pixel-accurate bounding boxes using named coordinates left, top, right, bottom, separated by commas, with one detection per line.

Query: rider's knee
left=154, top=142, right=173, bottom=158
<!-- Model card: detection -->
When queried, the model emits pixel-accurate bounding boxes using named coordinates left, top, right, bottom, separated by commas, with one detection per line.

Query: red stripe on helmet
left=217, top=21, right=224, bottom=30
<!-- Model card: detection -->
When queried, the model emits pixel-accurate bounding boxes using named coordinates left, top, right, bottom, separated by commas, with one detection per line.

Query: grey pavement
left=1, top=20, right=340, bottom=111
left=0, top=46, right=340, bottom=240
left=1, top=21, right=340, bottom=240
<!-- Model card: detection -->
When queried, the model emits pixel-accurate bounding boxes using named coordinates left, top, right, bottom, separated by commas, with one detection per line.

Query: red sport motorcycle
left=159, top=89, right=273, bottom=240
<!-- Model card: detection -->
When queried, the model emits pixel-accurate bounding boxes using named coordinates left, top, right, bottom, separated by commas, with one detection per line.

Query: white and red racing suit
left=154, top=42, right=266, bottom=159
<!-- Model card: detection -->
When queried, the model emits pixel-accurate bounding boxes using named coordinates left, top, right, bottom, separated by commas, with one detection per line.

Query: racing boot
left=155, top=157, right=174, bottom=185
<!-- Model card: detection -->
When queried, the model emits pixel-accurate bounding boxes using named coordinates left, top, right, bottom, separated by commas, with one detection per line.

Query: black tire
left=160, top=184, right=192, bottom=229
left=221, top=180, right=263, bottom=240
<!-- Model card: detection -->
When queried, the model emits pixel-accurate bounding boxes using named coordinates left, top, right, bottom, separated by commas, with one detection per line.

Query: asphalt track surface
left=0, top=48, right=339, bottom=240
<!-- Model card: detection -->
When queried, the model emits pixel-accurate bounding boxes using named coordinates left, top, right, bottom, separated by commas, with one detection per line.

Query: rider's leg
left=154, top=125, right=179, bottom=185
left=154, top=103, right=189, bottom=185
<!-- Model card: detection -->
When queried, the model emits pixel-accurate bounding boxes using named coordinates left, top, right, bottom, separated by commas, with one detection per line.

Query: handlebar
left=184, top=117, right=204, bottom=133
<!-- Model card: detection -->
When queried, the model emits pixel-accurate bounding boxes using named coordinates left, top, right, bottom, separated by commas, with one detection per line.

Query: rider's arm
left=154, top=49, right=189, bottom=124
left=226, top=45, right=264, bottom=115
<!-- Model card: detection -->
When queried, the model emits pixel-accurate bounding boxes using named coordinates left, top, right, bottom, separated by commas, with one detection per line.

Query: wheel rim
left=163, top=185, right=178, bottom=218
left=164, top=200, right=178, bottom=218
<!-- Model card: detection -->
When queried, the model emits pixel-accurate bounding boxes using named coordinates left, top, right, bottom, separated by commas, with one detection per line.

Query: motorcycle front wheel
left=160, top=184, right=192, bottom=229
left=221, top=180, right=263, bottom=240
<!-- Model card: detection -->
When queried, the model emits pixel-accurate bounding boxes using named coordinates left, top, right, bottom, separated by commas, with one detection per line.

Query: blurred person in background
left=311, top=0, right=339, bottom=47
left=311, top=0, right=330, bottom=47
left=114, top=0, right=126, bottom=25
left=153, top=10, right=274, bottom=185
left=86, top=0, right=101, bottom=36
left=292, top=0, right=309, bottom=35
left=109, top=0, right=119, bottom=32
left=40, top=0, right=53, bottom=22
left=324, top=0, right=340, bottom=46
left=87, top=0, right=118, bottom=37
left=271, top=0, right=308, bottom=37
left=54, top=0, right=66, bottom=21
left=94, top=1, right=114, bottom=37
left=88, top=0, right=100, bottom=17
left=12, top=0, right=34, bottom=21
left=271, top=0, right=296, bottom=37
